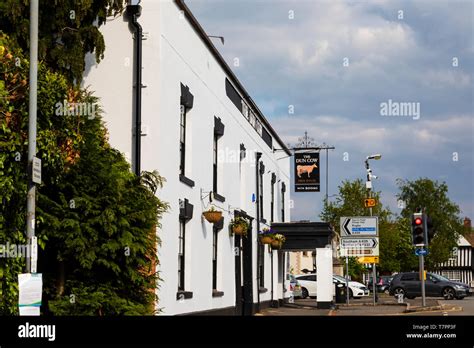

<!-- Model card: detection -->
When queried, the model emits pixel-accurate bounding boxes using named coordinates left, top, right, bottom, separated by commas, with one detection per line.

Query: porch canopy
left=270, top=222, right=334, bottom=251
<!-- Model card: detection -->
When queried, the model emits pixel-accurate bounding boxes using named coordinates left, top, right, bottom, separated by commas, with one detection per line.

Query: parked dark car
left=368, top=275, right=393, bottom=293
left=389, top=272, right=471, bottom=300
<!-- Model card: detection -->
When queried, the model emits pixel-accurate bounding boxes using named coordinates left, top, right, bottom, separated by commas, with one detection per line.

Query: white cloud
left=186, top=0, right=474, bottom=219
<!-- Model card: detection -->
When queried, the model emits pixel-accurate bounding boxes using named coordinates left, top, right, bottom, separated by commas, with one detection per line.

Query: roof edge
left=174, top=0, right=291, bottom=156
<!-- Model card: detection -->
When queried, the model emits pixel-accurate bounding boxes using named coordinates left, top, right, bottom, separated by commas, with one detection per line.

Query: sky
left=185, top=0, right=474, bottom=222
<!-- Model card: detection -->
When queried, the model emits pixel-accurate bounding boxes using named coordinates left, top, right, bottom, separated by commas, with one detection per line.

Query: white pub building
left=84, top=0, right=292, bottom=315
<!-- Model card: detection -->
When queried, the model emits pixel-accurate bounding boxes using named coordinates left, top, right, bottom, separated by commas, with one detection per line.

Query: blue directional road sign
left=340, top=217, right=379, bottom=237
left=415, top=248, right=428, bottom=256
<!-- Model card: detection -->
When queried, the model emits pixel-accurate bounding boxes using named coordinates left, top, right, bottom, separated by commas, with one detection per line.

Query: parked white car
left=333, top=275, right=370, bottom=298
left=295, top=274, right=318, bottom=298
left=295, top=274, right=370, bottom=299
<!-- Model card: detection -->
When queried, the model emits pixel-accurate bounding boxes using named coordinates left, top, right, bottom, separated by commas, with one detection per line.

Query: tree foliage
left=320, top=179, right=416, bottom=276
left=396, top=178, right=464, bottom=269
left=0, top=0, right=125, bottom=83
left=320, top=178, right=465, bottom=277
left=0, top=33, right=168, bottom=315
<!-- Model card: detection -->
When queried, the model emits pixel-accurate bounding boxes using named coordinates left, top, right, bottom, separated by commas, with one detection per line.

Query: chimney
left=464, top=217, right=472, bottom=229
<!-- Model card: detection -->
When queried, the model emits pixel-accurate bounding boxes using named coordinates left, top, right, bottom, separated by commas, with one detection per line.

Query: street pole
left=420, top=250, right=426, bottom=307
left=366, top=159, right=377, bottom=306
left=345, top=255, right=349, bottom=305
left=325, top=148, right=329, bottom=204
left=26, top=0, right=39, bottom=274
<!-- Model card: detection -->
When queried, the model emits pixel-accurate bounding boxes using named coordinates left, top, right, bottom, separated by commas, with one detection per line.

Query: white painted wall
left=84, top=0, right=290, bottom=315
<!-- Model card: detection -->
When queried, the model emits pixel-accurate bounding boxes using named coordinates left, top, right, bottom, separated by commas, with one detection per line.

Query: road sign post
left=420, top=250, right=426, bottom=307
left=345, top=255, right=349, bottom=305
left=340, top=216, right=379, bottom=305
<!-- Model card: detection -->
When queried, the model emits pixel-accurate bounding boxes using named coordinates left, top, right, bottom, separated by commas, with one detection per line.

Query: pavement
left=405, top=295, right=474, bottom=316
left=257, top=294, right=473, bottom=316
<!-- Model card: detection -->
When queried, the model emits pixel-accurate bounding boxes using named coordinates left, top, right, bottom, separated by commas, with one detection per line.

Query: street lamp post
left=26, top=0, right=39, bottom=274
left=365, top=154, right=381, bottom=306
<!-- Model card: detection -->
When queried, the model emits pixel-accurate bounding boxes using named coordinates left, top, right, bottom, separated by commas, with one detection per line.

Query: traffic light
left=411, top=212, right=428, bottom=246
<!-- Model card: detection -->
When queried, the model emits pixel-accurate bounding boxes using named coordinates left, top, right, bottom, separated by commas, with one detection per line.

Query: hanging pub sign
left=294, top=152, right=320, bottom=192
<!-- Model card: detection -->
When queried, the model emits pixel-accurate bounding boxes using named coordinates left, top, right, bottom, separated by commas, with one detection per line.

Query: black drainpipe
left=127, top=3, right=143, bottom=176
left=255, top=152, right=262, bottom=312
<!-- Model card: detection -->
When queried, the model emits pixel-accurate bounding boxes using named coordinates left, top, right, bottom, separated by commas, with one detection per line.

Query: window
left=225, top=78, right=242, bottom=112
left=441, top=270, right=461, bottom=281
left=179, top=83, right=194, bottom=187
left=262, top=127, right=273, bottom=149
left=213, top=117, right=225, bottom=201
left=400, top=273, right=418, bottom=281
left=270, top=173, right=276, bottom=222
left=225, top=78, right=273, bottom=149
left=259, top=162, right=264, bottom=221
left=242, top=101, right=249, bottom=120
left=249, top=110, right=256, bottom=128
left=281, top=182, right=286, bottom=222
left=298, top=275, right=317, bottom=281
left=255, top=119, right=262, bottom=136
left=178, top=220, right=186, bottom=291
left=213, top=134, right=218, bottom=193
left=212, top=229, right=218, bottom=290
left=258, top=243, right=265, bottom=288
left=179, top=105, right=186, bottom=176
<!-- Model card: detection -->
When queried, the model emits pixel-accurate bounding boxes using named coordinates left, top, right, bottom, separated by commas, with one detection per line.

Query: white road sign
left=341, top=238, right=378, bottom=249
left=340, top=216, right=378, bottom=237
left=340, top=237, right=380, bottom=257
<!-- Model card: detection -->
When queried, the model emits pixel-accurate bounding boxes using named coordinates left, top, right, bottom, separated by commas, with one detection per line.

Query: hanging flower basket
left=271, top=234, right=286, bottom=249
left=230, top=217, right=249, bottom=236
left=203, top=208, right=222, bottom=223
left=260, top=235, right=273, bottom=244
left=271, top=240, right=282, bottom=249
left=259, top=227, right=274, bottom=244
left=232, top=225, right=245, bottom=235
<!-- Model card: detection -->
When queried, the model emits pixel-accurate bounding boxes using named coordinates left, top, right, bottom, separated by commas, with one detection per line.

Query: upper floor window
left=259, top=162, right=265, bottom=221
left=179, top=105, right=186, bottom=176
left=281, top=182, right=286, bottom=222
left=270, top=173, right=276, bottom=222
left=213, top=117, right=225, bottom=202
left=179, top=83, right=194, bottom=187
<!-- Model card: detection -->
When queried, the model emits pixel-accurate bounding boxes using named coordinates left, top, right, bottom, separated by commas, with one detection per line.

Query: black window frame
left=259, top=162, right=264, bottom=221
left=213, top=117, right=225, bottom=202
left=213, top=134, right=218, bottom=193
left=281, top=182, right=286, bottom=222
left=270, top=173, right=276, bottom=222
left=178, top=220, right=186, bottom=291
left=179, top=84, right=195, bottom=188
left=179, top=105, right=186, bottom=176
left=258, top=243, right=265, bottom=288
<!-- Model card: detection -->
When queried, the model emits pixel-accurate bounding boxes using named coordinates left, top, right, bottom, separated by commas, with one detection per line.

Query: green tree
left=0, top=33, right=168, bottom=315
left=0, top=0, right=125, bottom=83
left=321, top=179, right=395, bottom=276
left=396, top=178, right=464, bottom=270
left=379, top=218, right=417, bottom=273
left=320, top=179, right=417, bottom=275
